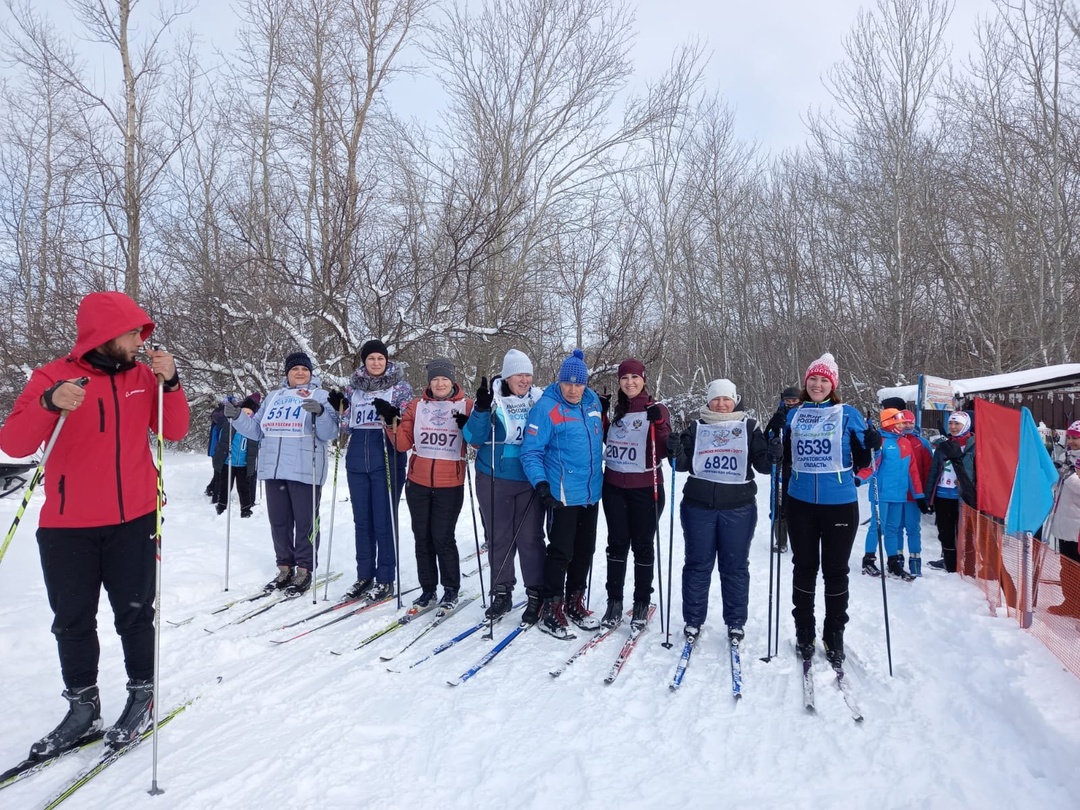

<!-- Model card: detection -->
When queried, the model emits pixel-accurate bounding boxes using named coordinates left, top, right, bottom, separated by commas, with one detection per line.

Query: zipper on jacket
left=58, top=474, right=66, bottom=515
left=98, top=399, right=105, bottom=432
left=110, top=377, right=126, bottom=522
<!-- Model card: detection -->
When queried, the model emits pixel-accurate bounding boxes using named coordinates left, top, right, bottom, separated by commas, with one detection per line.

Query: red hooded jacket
left=0, top=292, right=190, bottom=528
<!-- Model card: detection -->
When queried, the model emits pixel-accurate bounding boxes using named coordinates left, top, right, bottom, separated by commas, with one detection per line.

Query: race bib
left=604, top=413, right=650, bottom=473
left=414, top=400, right=467, bottom=460
left=790, top=405, right=847, bottom=474
left=349, top=389, right=393, bottom=430
left=939, top=461, right=958, bottom=491
left=493, top=389, right=537, bottom=456
left=261, top=388, right=313, bottom=438
left=691, top=421, right=748, bottom=484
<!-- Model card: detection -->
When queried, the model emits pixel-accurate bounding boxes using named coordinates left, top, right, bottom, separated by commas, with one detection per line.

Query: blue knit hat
left=558, top=349, right=588, bottom=384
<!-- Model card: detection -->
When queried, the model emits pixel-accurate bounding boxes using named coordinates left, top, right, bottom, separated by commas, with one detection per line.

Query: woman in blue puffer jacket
left=768, top=353, right=879, bottom=667
left=520, top=349, right=604, bottom=640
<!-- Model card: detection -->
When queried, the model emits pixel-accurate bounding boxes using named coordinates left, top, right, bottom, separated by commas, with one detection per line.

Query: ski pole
left=310, top=410, right=319, bottom=605
left=0, top=378, right=86, bottom=567
left=224, top=404, right=234, bottom=591
left=664, top=456, right=676, bottom=649
left=866, top=411, right=894, bottom=677
left=465, top=454, right=487, bottom=608
left=651, top=423, right=666, bottom=645
left=149, top=357, right=166, bottom=795
left=762, top=460, right=778, bottom=663
left=323, top=402, right=345, bottom=601
left=385, top=422, right=402, bottom=610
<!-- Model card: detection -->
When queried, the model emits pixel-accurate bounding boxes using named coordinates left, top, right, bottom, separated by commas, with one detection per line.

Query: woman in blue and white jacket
left=520, top=349, right=604, bottom=639
left=461, top=349, right=546, bottom=622
left=228, top=351, right=339, bottom=596
left=769, top=353, right=879, bottom=666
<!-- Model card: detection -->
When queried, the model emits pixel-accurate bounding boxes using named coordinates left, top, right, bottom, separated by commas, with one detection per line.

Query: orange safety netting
left=956, top=504, right=1080, bottom=679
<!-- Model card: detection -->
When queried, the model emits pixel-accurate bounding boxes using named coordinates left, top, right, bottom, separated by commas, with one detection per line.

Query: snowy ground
left=1, top=450, right=1079, bottom=810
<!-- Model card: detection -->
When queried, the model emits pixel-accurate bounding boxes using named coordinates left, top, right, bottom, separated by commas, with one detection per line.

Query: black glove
left=917, top=498, right=934, bottom=515
left=301, top=399, right=324, bottom=415
left=766, top=406, right=787, bottom=436
left=453, top=412, right=469, bottom=429
left=327, top=390, right=346, bottom=412
left=223, top=400, right=241, bottom=420
left=666, top=432, right=683, bottom=458
left=534, top=481, right=562, bottom=509
left=373, top=398, right=400, bottom=424
left=767, top=436, right=783, bottom=463
left=597, top=389, right=611, bottom=415
left=646, top=404, right=663, bottom=423
left=474, top=376, right=493, bottom=412
left=863, top=425, right=882, bottom=451
left=939, top=440, right=962, bottom=461
left=853, top=476, right=863, bottom=488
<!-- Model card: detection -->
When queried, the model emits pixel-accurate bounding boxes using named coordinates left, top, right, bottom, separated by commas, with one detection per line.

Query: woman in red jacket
left=0, top=291, right=189, bottom=760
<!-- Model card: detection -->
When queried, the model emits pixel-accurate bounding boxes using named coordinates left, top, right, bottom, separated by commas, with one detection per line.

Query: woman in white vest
left=667, top=379, right=777, bottom=646
left=779, top=353, right=879, bottom=666
left=600, top=358, right=671, bottom=631
left=393, top=358, right=473, bottom=612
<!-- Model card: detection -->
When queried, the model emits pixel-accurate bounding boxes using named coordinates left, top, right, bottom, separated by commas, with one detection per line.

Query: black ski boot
left=28, top=686, right=103, bottom=760
left=728, top=626, right=745, bottom=644
left=861, top=553, right=881, bottom=577
left=796, top=625, right=816, bottom=661
left=683, top=624, right=700, bottom=643
left=565, top=590, right=600, bottom=631
left=284, top=567, right=312, bottom=597
left=600, top=597, right=623, bottom=629
left=822, top=627, right=845, bottom=667
left=412, top=589, right=438, bottom=608
left=539, top=598, right=576, bottom=639
left=484, top=586, right=513, bottom=620
left=630, top=599, right=651, bottom=631
left=887, top=555, right=915, bottom=582
left=104, top=679, right=154, bottom=749
left=520, top=588, right=542, bottom=625
left=264, top=565, right=293, bottom=592
left=342, top=578, right=374, bottom=601
left=438, top=587, right=460, bottom=612
left=368, top=582, right=394, bottom=602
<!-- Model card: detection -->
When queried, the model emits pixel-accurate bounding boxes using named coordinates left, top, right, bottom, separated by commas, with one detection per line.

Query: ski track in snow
left=1, top=451, right=1079, bottom=809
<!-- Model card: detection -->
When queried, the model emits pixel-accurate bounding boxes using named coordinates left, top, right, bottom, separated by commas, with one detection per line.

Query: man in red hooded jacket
left=0, top=291, right=189, bottom=760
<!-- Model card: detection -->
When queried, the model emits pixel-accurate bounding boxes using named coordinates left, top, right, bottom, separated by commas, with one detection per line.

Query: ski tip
left=329, top=651, right=343, bottom=656
left=446, top=679, right=461, bottom=687
left=733, top=693, right=743, bottom=701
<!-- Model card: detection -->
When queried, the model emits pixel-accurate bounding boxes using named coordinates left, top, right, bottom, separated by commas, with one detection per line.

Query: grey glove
left=301, top=399, right=324, bottom=416
left=223, top=401, right=241, bottom=420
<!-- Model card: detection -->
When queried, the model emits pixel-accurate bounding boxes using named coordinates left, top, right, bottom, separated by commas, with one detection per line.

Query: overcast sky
left=16, top=0, right=991, bottom=153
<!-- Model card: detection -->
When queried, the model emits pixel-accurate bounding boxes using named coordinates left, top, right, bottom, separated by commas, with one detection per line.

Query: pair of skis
left=668, top=630, right=742, bottom=699
left=547, top=604, right=658, bottom=684
left=391, top=601, right=525, bottom=672
left=0, top=701, right=192, bottom=807
left=202, top=571, right=344, bottom=632
left=330, top=595, right=477, bottom=655
left=799, top=647, right=863, bottom=722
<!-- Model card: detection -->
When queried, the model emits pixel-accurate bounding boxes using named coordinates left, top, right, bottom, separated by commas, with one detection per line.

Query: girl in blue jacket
left=775, top=353, right=879, bottom=665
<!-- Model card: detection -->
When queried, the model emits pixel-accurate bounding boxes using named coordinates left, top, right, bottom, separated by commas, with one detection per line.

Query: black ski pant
left=786, top=496, right=859, bottom=642
left=934, top=497, right=960, bottom=572
left=405, top=481, right=464, bottom=592
left=601, top=481, right=664, bottom=602
left=37, top=511, right=157, bottom=690
left=215, top=465, right=254, bottom=511
left=542, top=503, right=599, bottom=600
left=265, top=479, right=321, bottom=571
left=476, top=472, right=545, bottom=592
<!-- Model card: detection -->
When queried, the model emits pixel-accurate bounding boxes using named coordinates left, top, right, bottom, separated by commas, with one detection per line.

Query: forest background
left=0, top=0, right=1076, bottom=431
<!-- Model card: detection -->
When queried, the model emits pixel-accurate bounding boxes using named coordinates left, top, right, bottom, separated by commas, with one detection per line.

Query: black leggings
left=786, top=497, right=859, bottom=637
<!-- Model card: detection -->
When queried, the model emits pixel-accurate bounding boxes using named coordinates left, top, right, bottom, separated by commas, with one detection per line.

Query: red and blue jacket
left=520, top=382, right=604, bottom=506
left=857, top=431, right=932, bottom=503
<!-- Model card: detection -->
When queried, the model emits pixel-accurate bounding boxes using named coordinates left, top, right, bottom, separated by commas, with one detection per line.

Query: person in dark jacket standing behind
left=766, top=386, right=801, bottom=552
left=667, top=379, right=776, bottom=644
left=925, top=411, right=976, bottom=572
left=520, top=349, right=605, bottom=639
left=774, top=353, right=879, bottom=666
left=213, top=393, right=262, bottom=517
left=600, top=358, right=671, bottom=630
left=337, top=340, right=414, bottom=602
left=0, top=291, right=190, bottom=758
